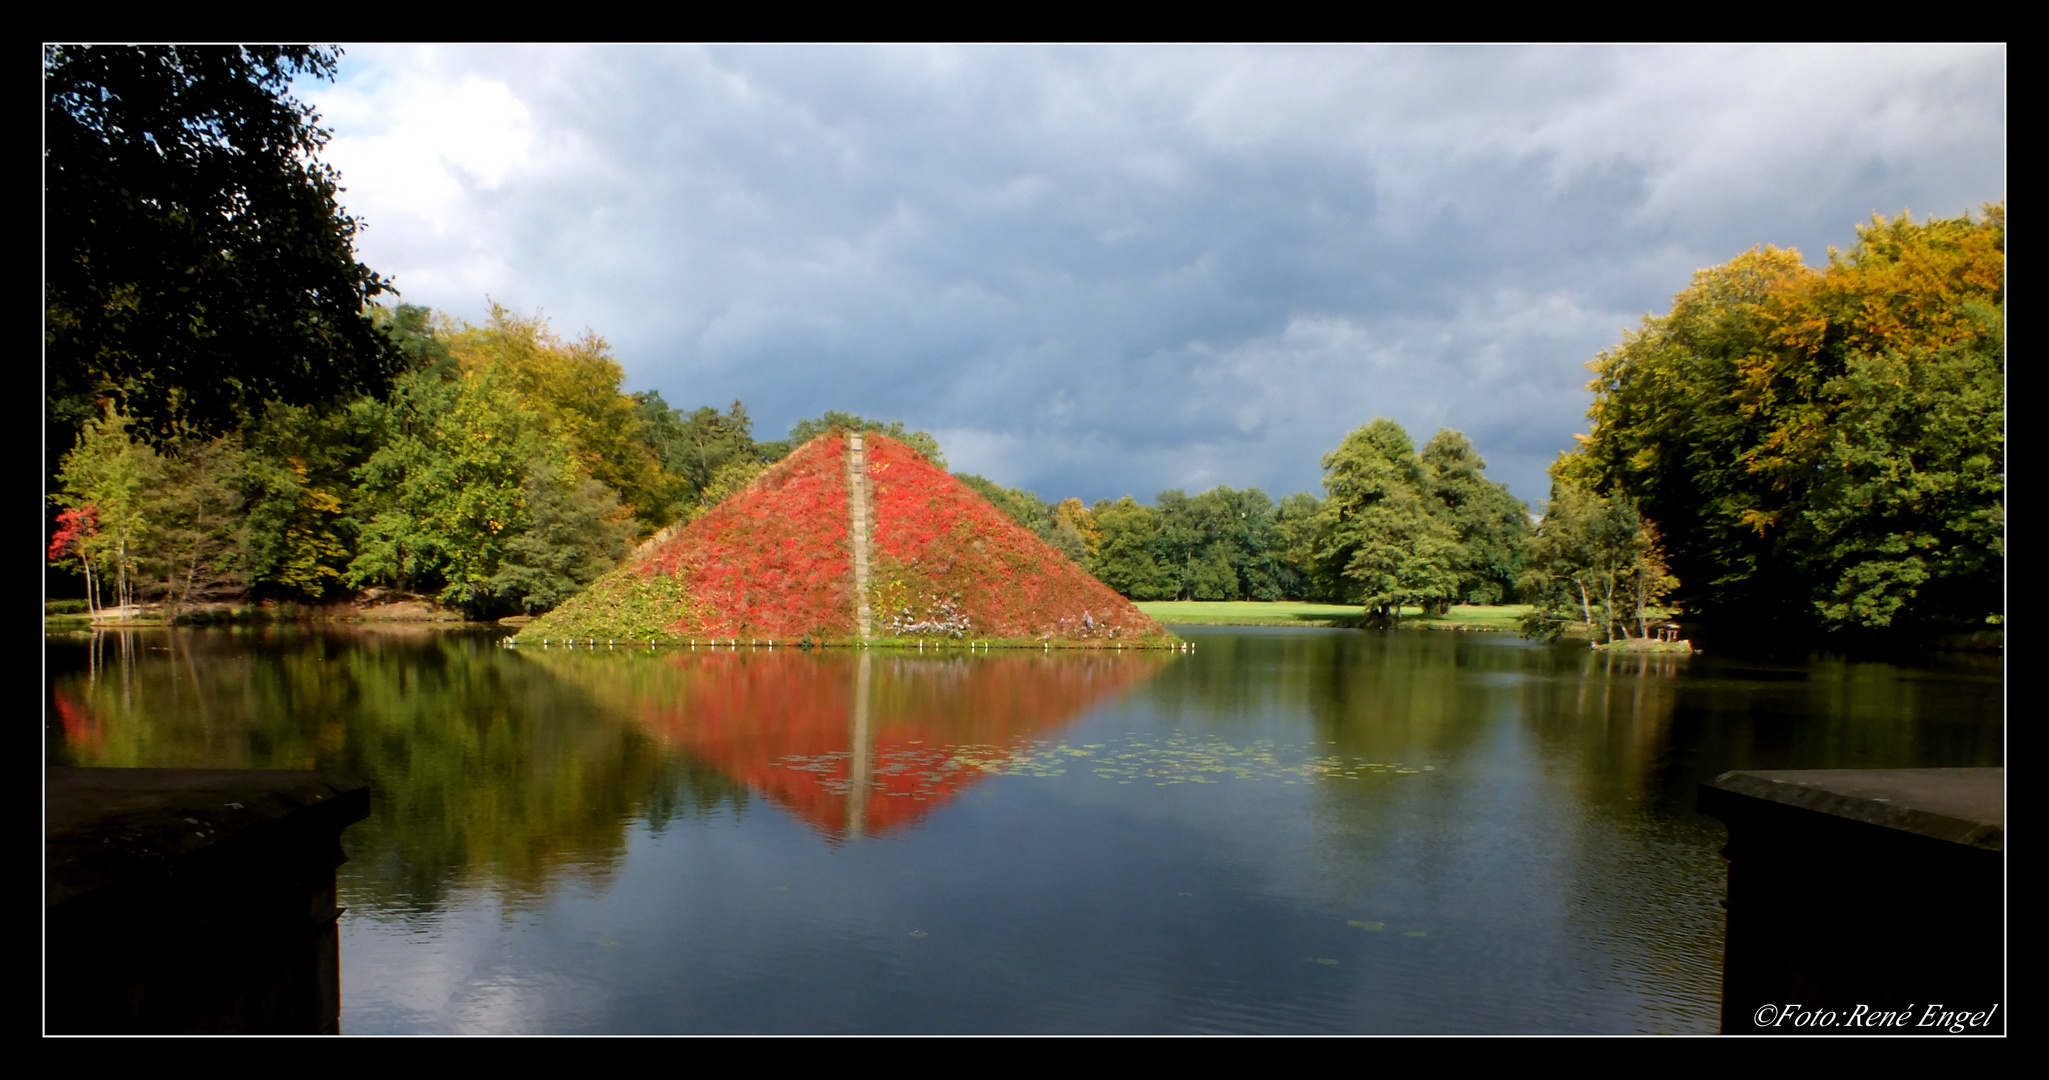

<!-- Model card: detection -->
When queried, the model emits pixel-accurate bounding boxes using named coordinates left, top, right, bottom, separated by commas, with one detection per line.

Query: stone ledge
left=1701, top=767, right=2002, bottom=851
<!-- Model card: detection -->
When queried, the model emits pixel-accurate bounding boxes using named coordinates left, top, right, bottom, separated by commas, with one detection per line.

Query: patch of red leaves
left=48, top=505, right=98, bottom=562
left=865, top=435, right=1170, bottom=642
left=635, top=435, right=857, bottom=640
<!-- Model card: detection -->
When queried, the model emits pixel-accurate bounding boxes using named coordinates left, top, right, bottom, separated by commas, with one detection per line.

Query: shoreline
left=43, top=590, right=471, bottom=630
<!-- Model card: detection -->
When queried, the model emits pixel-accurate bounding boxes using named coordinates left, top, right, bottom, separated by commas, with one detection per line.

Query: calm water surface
left=46, top=625, right=2002, bottom=1033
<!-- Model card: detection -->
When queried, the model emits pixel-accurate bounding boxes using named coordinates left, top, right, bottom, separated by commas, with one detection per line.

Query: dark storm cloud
left=311, top=44, right=2004, bottom=506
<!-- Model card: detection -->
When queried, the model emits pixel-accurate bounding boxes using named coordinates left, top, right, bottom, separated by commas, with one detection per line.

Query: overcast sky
left=302, top=44, right=2004, bottom=507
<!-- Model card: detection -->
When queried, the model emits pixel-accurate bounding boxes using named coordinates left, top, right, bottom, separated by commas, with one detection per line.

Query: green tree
left=1420, top=430, right=1532, bottom=605
left=1269, top=492, right=1329, bottom=601
left=1153, top=487, right=1285, bottom=601
left=1089, top=497, right=1177, bottom=600
left=44, top=45, right=400, bottom=448
left=777, top=412, right=946, bottom=468
left=145, top=436, right=247, bottom=612
left=375, top=303, right=457, bottom=379
left=1317, top=419, right=1460, bottom=618
left=1517, top=481, right=1677, bottom=643
left=1804, top=310, right=2004, bottom=629
left=635, top=395, right=756, bottom=521
left=349, top=363, right=568, bottom=611
left=488, top=459, right=637, bottom=613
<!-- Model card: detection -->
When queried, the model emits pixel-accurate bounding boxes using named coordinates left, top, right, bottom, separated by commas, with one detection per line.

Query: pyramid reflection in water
left=525, top=647, right=1170, bottom=838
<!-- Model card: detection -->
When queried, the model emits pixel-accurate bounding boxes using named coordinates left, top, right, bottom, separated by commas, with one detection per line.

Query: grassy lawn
left=1134, top=601, right=1532, bottom=630
left=1411, top=604, right=1532, bottom=631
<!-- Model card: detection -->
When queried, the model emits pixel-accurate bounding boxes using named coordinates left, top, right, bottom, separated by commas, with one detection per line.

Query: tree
left=448, top=306, right=668, bottom=532
left=777, top=412, right=946, bottom=468
left=1574, top=206, right=2003, bottom=640
left=1089, top=497, right=1176, bottom=600
left=53, top=409, right=163, bottom=611
left=636, top=394, right=755, bottom=521
left=47, top=507, right=102, bottom=614
left=238, top=399, right=381, bottom=599
left=488, top=459, right=636, bottom=614
left=1517, top=480, right=1677, bottom=643
left=348, top=363, right=563, bottom=611
left=45, top=45, right=401, bottom=447
left=1054, top=499, right=1102, bottom=565
left=145, top=436, right=247, bottom=613
left=1804, top=316, right=2003, bottom=630
left=1317, top=419, right=1460, bottom=618
left=1420, top=430, right=1532, bottom=605
left=1153, top=486, right=1285, bottom=601
left=1269, top=493, right=1329, bottom=601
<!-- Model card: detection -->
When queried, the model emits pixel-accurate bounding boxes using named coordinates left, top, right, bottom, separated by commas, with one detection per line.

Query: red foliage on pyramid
left=520, top=431, right=1172, bottom=646
left=638, top=433, right=858, bottom=641
left=862, top=436, right=1166, bottom=643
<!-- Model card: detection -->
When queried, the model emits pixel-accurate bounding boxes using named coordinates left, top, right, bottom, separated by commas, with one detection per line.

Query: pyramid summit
left=518, top=431, right=1175, bottom=647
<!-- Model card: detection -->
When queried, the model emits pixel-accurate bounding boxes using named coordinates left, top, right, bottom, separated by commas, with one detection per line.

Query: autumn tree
left=448, top=306, right=670, bottom=532
left=1574, top=205, right=2003, bottom=640
left=238, top=400, right=382, bottom=599
left=1054, top=499, right=1102, bottom=563
left=53, top=410, right=162, bottom=611
left=47, top=507, right=102, bottom=613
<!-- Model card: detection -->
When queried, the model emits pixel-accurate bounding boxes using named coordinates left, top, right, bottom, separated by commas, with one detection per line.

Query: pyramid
left=518, top=431, right=1175, bottom=647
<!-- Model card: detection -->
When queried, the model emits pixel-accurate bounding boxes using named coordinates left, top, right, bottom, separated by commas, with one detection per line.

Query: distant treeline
left=956, top=422, right=1533, bottom=614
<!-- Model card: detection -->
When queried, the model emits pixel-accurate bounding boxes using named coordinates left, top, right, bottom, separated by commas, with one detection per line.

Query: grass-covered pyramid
left=517, top=431, right=1174, bottom=647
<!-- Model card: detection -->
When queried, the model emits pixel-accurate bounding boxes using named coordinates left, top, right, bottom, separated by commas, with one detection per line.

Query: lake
left=44, top=624, right=2003, bottom=1033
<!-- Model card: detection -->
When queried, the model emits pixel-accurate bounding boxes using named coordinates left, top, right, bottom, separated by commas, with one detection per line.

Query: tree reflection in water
left=47, top=629, right=1169, bottom=913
